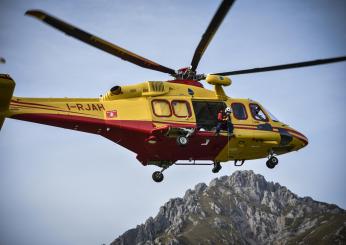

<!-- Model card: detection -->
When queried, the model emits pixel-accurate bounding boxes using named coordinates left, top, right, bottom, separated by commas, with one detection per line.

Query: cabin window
left=152, top=99, right=172, bottom=117
left=249, top=103, right=268, bottom=122
left=231, top=103, right=248, bottom=120
left=172, top=100, right=191, bottom=118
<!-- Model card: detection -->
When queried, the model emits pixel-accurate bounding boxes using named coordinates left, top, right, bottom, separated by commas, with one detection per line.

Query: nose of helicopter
left=289, top=128, right=309, bottom=150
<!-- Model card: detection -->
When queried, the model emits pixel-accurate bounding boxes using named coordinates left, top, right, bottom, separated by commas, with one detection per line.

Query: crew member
left=215, top=109, right=224, bottom=136
left=254, top=105, right=265, bottom=121
left=224, top=107, right=234, bottom=136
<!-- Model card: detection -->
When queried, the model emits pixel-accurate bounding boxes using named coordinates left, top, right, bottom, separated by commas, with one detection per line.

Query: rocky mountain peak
left=111, top=170, right=346, bottom=245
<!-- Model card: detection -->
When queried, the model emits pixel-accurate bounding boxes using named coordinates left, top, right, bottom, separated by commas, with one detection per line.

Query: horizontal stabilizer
left=0, top=74, right=15, bottom=130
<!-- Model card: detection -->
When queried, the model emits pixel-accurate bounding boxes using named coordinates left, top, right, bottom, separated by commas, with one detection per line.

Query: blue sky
left=0, top=0, right=345, bottom=244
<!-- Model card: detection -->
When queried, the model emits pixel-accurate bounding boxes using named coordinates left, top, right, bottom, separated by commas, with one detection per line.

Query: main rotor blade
left=25, top=10, right=176, bottom=75
left=190, top=0, right=235, bottom=72
left=213, top=56, right=346, bottom=76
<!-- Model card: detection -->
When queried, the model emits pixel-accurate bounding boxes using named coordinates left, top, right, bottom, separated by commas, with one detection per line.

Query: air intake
left=149, top=81, right=165, bottom=92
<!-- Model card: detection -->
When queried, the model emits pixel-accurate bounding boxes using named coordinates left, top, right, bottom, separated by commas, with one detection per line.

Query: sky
left=0, top=0, right=345, bottom=244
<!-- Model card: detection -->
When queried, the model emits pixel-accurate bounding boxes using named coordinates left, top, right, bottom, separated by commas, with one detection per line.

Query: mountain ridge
left=111, top=170, right=346, bottom=245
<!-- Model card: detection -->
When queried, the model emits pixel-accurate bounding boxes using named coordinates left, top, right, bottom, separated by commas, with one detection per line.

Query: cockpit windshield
left=264, top=107, right=280, bottom=122
left=249, top=102, right=280, bottom=122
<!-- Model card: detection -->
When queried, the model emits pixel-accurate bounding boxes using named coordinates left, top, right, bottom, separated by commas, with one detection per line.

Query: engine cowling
left=101, top=81, right=168, bottom=101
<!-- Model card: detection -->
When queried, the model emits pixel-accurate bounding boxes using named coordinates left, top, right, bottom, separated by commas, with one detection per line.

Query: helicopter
left=1, top=0, right=345, bottom=182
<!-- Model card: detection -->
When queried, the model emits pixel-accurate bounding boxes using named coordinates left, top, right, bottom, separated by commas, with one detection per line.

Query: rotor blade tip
left=25, top=10, right=46, bottom=20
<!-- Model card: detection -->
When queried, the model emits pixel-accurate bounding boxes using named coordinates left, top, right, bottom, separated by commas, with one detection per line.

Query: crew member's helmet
left=225, top=107, right=232, bottom=114
left=255, top=106, right=261, bottom=113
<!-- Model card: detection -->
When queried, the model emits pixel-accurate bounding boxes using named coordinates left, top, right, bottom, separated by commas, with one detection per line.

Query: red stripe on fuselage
left=11, top=100, right=59, bottom=108
left=10, top=104, right=94, bottom=116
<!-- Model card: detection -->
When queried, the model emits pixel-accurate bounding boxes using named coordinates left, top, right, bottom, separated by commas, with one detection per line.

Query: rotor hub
left=173, top=67, right=205, bottom=81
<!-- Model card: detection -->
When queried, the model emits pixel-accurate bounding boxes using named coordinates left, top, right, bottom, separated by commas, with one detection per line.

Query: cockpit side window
left=231, top=103, right=248, bottom=120
left=249, top=103, right=268, bottom=122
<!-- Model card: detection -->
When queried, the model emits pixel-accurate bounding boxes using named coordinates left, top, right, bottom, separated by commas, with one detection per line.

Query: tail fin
left=0, top=74, right=15, bottom=130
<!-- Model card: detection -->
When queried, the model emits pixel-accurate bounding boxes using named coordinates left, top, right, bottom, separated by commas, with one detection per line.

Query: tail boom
left=8, top=97, right=106, bottom=134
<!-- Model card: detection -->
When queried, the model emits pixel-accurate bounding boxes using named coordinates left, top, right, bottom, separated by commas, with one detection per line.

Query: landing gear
left=266, top=156, right=278, bottom=169
left=176, top=135, right=189, bottom=146
left=152, top=171, right=164, bottom=182
left=212, top=161, right=222, bottom=173
left=152, top=164, right=171, bottom=183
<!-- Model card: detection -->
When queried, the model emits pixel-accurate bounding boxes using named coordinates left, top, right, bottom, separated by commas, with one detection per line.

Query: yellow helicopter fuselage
left=1, top=74, right=308, bottom=167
